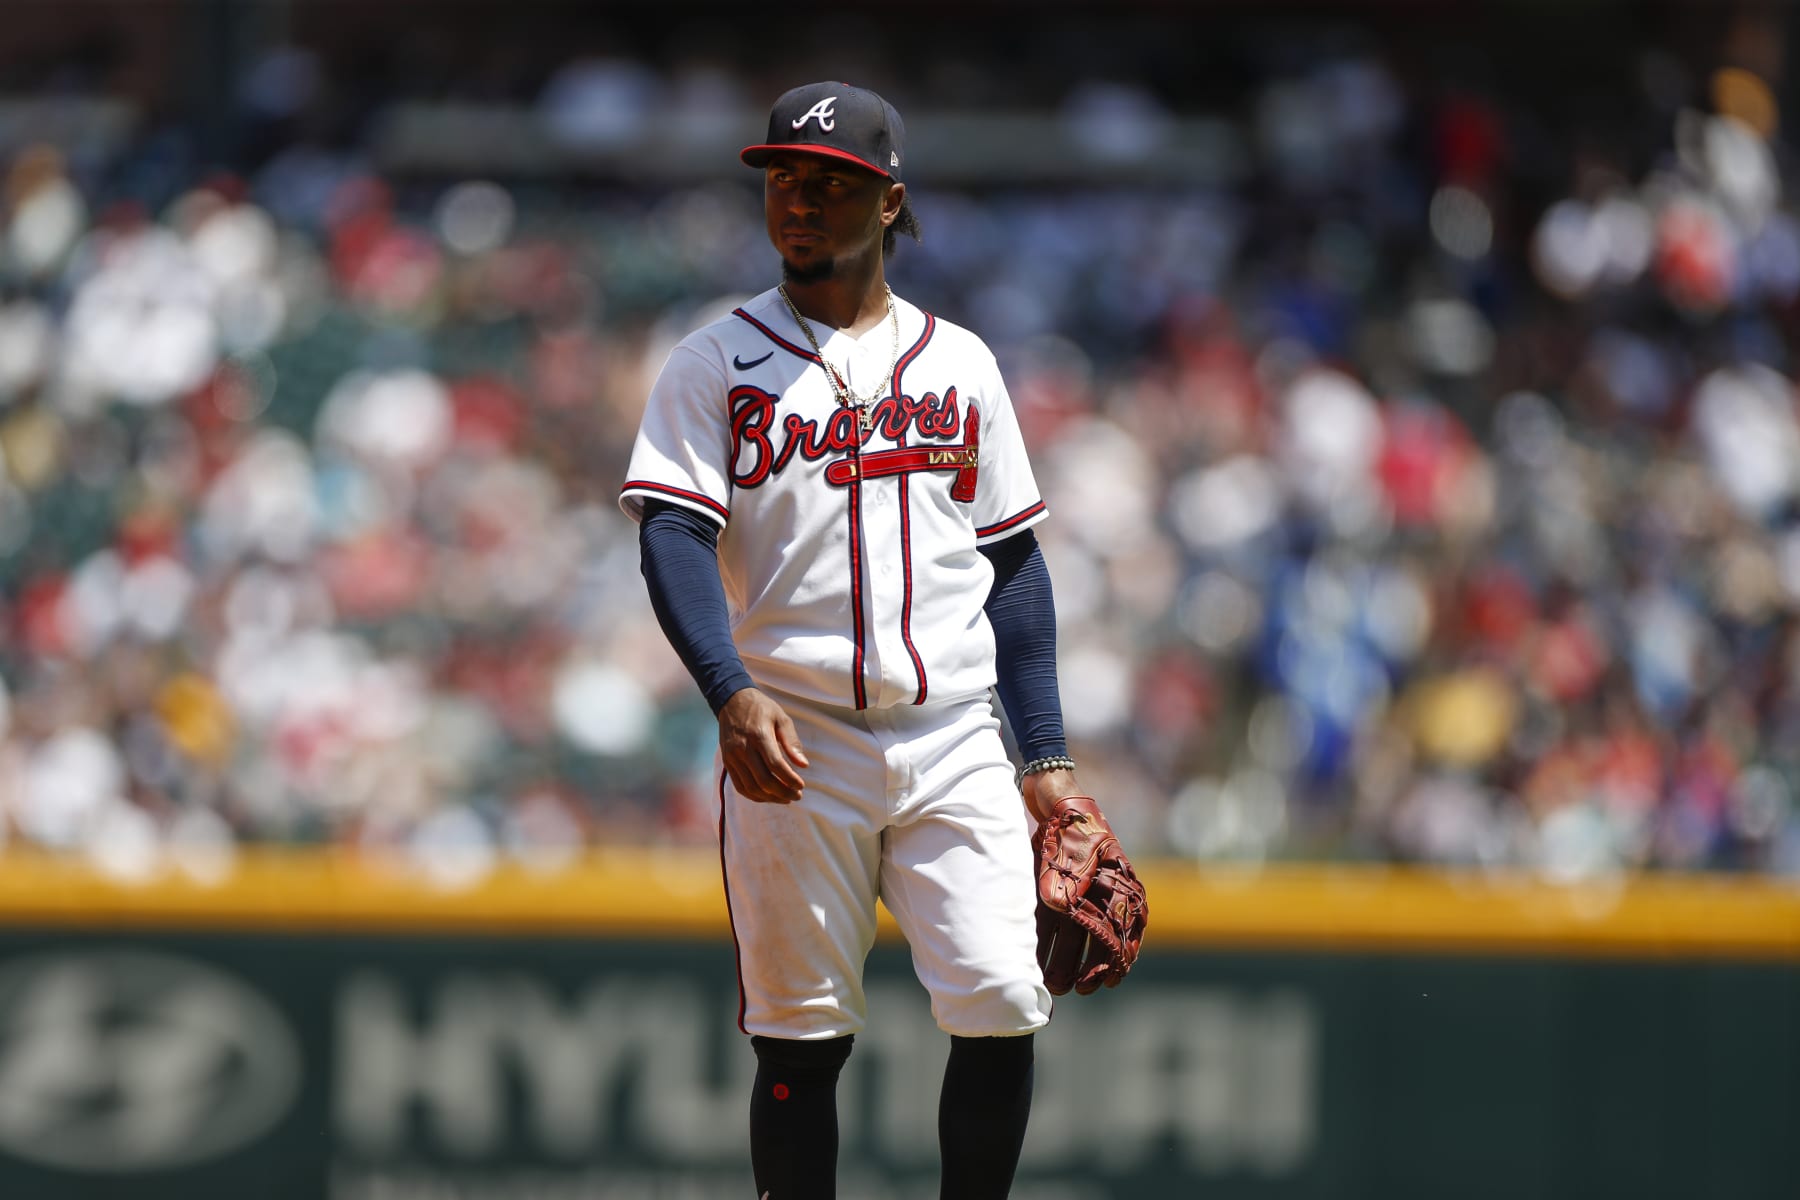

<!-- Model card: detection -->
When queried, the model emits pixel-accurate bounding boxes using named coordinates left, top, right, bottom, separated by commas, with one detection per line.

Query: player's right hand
left=718, top=688, right=810, bottom=803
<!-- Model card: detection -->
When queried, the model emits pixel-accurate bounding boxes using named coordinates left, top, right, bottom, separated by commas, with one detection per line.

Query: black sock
left=749, top=1034, right=854, bottom=1200
left=938, top=1033, right=1035, bottom=1200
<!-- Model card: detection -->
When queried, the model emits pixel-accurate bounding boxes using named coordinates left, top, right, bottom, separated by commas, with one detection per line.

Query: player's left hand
left=1021, top=768, right=1082, bottom=824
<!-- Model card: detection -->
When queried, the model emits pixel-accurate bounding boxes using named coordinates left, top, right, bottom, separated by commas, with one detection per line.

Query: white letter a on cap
left=791, top=97, right=837, bottom=132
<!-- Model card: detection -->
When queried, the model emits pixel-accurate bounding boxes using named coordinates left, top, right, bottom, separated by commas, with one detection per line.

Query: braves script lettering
left=731, top=385, right=964, bottom=488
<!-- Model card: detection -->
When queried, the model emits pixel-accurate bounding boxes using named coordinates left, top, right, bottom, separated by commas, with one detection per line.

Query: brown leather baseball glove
left=1032, top=795, right=1148, bottom=995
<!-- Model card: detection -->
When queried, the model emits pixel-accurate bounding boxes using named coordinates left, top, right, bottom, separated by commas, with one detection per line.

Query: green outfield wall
left=0, top=853, right=1793, bottom=1200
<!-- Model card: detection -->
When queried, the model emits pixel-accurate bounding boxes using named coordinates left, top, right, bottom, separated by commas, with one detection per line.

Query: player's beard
left=781, top=254, right=835, bottom=285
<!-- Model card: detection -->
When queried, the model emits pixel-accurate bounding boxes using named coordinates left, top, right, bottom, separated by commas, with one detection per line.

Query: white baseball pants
left=718, top=691, right=1052, bottom=1040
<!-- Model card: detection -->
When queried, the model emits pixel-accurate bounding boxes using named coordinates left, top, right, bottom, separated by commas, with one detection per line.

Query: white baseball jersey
left=619, top=287, right=1047, bottom=711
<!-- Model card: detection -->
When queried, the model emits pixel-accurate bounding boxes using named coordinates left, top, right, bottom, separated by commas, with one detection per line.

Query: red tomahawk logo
left=825, top=406, right=980, bottom=501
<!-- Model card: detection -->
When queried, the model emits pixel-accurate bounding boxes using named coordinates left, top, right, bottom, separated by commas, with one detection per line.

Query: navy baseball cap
left=740, top=82, right=905, bottom=180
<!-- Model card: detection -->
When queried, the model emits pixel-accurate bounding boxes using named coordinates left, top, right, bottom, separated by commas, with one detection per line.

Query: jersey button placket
left=840, top=354, right=874, bottom=710
left=873, top=484, right=911, bottom=707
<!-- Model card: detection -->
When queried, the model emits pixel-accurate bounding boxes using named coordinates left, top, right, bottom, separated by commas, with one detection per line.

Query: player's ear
left=880, top=181, right=905, bottom=228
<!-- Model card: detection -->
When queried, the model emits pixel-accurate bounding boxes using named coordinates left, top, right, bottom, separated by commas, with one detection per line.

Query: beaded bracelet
left=1016, top=755, right=1076, bottom=788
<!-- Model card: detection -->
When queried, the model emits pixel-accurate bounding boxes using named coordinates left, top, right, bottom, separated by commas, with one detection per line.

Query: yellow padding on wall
left=0, top=849, right=1795, bottom=960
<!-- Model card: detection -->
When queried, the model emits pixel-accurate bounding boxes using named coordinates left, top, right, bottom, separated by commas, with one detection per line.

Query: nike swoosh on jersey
left=733, top=351, right=775, bottom=370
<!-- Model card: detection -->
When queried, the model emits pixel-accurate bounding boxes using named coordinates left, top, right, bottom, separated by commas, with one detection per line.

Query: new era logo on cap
left=741, top=81, right=905, bottom=180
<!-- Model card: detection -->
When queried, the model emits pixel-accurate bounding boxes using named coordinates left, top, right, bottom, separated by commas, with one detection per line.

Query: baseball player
left=620, top=82, right=1144, bottom=1199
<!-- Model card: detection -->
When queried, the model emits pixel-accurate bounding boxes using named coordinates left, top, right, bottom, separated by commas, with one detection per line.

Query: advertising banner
left=0, top=929, right=1792, bottom=1200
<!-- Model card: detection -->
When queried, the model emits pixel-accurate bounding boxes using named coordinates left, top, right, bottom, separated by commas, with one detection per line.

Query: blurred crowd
left=3, top=10, right=1800, bottom=881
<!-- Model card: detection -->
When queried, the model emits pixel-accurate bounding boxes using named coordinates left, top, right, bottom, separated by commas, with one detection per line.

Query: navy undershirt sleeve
left=638, top=499, right=756, bottom=715
left=980, top=529, right=1068, bottom=762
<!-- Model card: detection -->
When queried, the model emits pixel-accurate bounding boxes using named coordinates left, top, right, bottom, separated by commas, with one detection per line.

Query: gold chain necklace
left=777, top=283, right=899, bottom=433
